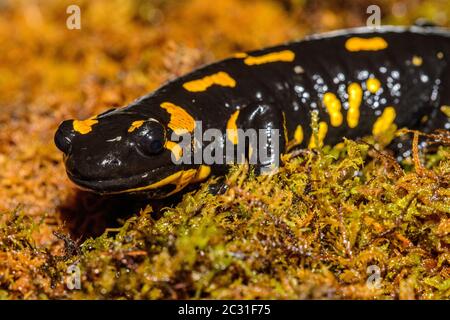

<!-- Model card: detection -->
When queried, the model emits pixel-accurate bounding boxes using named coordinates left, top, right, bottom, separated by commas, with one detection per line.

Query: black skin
left=55, top=26, right=450, bottom=197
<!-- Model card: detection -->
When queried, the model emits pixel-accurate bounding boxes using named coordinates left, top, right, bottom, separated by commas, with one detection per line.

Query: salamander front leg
left=236, top=102, right=286, bottom=174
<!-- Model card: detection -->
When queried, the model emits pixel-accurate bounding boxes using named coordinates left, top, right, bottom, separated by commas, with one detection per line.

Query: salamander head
left=54, top=107, right=202, bottom=198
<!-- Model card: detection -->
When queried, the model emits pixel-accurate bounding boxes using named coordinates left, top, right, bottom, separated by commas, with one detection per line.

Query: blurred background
left=0, top=0, right=449, bottom=237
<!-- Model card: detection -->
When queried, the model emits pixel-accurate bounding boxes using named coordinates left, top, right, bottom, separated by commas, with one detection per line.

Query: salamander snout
left=54, top=120, right=75, bottom=154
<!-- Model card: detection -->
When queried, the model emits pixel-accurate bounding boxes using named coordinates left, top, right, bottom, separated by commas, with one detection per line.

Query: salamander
left=55, top=26, right=450, bottom=198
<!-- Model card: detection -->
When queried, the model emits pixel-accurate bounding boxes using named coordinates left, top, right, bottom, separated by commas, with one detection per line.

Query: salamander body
left=55, top=26, right=450, bottom=197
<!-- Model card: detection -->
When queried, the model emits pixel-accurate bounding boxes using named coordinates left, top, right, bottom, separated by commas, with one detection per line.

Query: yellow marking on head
left=73, top=117, right=98, bottom=134
left=437, top=52, right=444, bottom=59
left=366, top=77, right=381, bottom=94
left=226, top=110, right=240, bottom=145
left=183, top=71, right=236, bottom=92
left=308, top=121, right=328, bottom=149
left=372, top=106, right=396, bottom=136
left=164, top=141, right=183, bottom=161
left=345, top=37, right=388, bottom=52
left=242, top=50, right=295, bottom=66
left=128, top=120, right=145, bottom=133
left=191, top=165, right=211, bottom=183
left=116, top=171, right=184, bottom=193
left=323, top=92, right=343, bottom=127
left=113, top=169, right=199, bottom=196
left=412, top=55, right=423, bottom=66
left=441, top=105, right=450, bottom=117
left=160, top=102, right=195, bottom=135
left=347, top=82, right=363, bottom=128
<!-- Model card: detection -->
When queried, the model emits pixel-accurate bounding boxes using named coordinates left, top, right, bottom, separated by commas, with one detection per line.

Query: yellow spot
left=294, top=125, right=304, bottom=144
left=441, top=105, right=450, bottom=117
left=345, top=37, right=388, bottom=52
left=309, top=121, right=328, bottom=149
left=128, top=120, right=145, bottom=133
left=347, top=82, right=363, bottom=128
left=366, top=77, right=381, bottom=94
left=323, top=92, right=343, bottom=127
left=412, top=55, right=423, bottom=66
left=73, top=117, right=98, bottom=134
left=227, top=110, right=240, bottom=145
left=372, top=106, right=397, bottom=136
left=234, top=52, right=248, bottom=58
left=191, top=165, right=211, bottom=183
left=183, top=71, right=236, bottom=92
left=160, top=102, right=195, bottom=135
left=165, top=141, right=183, bottom=161
left=242, top=50, right=295, bottom=66
left=437, top=52, right=444, bottom=59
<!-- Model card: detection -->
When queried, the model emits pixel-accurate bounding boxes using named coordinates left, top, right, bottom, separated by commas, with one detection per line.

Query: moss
left=1, top=132, right=449, bottom=299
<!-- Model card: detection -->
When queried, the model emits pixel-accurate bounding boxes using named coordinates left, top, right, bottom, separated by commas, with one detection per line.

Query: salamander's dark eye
left=135, top=120, right=166, bottom=156
left=148, top=140, right=164, bottom=153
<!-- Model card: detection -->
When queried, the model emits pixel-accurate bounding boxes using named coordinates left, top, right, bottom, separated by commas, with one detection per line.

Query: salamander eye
left=135, top=120, right=166, bottom=156
left=147, top=140, right=164, bottom=154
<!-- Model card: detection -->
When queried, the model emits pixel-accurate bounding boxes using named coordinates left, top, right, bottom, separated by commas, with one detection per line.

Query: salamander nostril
left=54, top=120, right=75, bottom=154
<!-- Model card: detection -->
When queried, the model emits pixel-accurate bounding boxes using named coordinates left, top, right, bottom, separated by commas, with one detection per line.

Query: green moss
left=1, top=132, right=449, bottom=299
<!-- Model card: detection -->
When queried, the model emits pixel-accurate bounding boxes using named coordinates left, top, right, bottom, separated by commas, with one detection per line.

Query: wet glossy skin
left=55, top=26, right=450, bottom=197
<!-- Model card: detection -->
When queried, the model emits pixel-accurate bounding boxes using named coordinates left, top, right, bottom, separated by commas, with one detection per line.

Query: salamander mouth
left=66, top=165, right=180, bottom=196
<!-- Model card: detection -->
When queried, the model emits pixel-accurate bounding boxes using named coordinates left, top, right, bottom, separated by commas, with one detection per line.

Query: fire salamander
left=55, top=26, right=450, bottom=198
